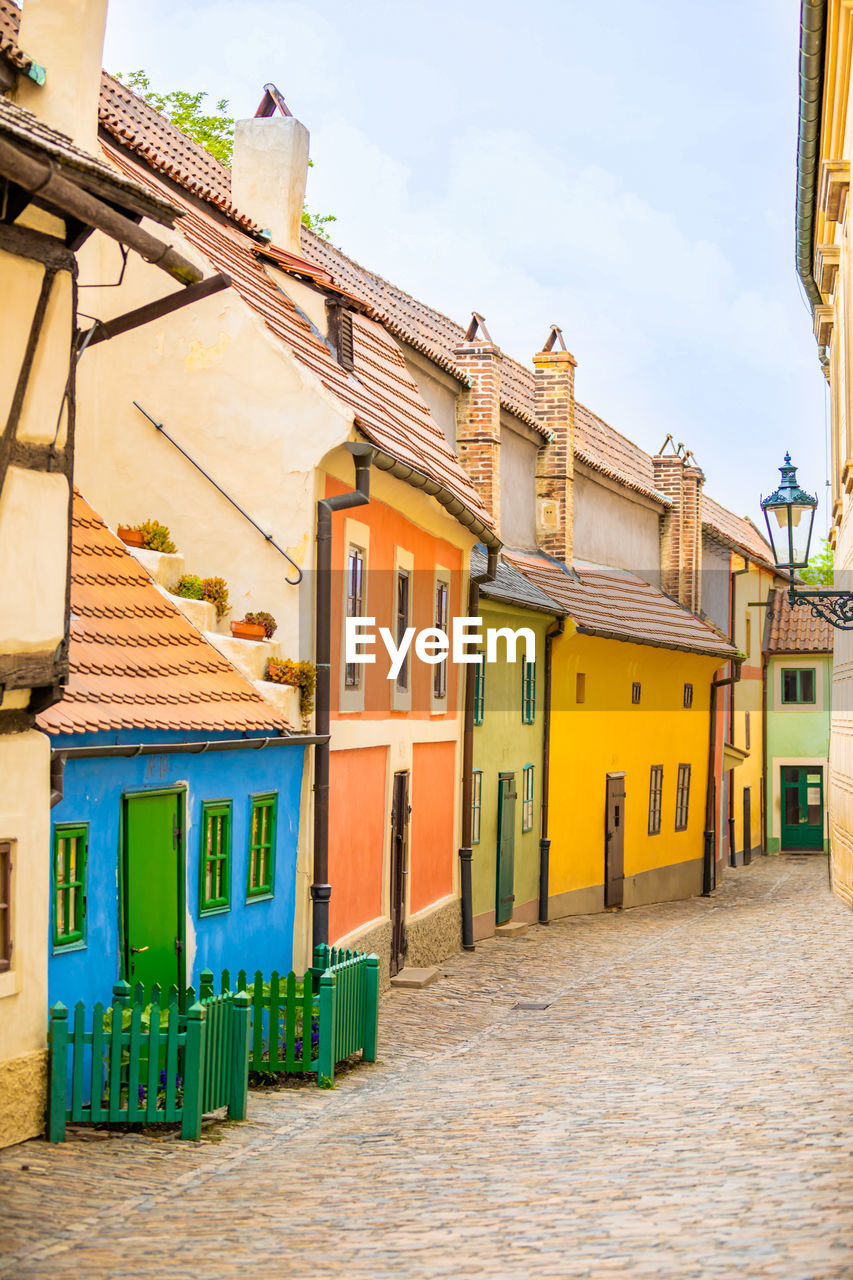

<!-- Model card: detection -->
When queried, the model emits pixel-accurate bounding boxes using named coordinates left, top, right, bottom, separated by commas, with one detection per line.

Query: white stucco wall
left=573, top=468, right=662, bottom=579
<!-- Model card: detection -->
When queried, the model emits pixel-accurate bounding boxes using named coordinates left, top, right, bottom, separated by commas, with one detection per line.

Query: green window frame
left=522, top=658, right=536, bottom=724
left=472, top=770, right=483, bottom=844
left=781, top=668, right=816, bottom=704
left=522, top=764, right=535, bottom=832
left=474, top=653, right=485, bottom=725
left=199, top=801, right=231, bottom=914
left=675, top=764, right=691, bottom=831
left=247, top=793, right=277, bottom=900
left=53, top=824, right=87, bottom=948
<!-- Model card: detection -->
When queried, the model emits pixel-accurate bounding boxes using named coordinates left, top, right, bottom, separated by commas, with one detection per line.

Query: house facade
left=40, top=495, right=307, bottom=1012
left=793, top=0, right=853, bottom=903
left=0, top=0, right=214, bottom=1147
left=763, top=587, right=833, bottom=855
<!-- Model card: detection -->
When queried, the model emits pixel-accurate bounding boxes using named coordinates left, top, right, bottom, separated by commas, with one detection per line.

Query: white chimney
left=17, top=0, right=108, bottom=154
left=231, top=116, right=310, bottom=254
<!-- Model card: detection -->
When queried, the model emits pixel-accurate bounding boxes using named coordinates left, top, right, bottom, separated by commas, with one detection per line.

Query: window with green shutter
left=522, top=658, right=536, bottom=724
left=247, top=793, right=277, bottom=899
left=474, top=653, right=485, bottom=725
left=199, top=802, right=231, bottom=914
left=53, top=825, right=87, bottom=948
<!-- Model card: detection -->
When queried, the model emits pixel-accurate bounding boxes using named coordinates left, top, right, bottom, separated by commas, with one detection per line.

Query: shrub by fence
left=202, top=946, right=379, bottom=1084
left=47, top=981, right=249, bottom=1142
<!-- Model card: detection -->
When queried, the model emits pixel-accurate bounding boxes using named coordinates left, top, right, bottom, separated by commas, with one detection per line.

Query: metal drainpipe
left=459, top=545, right=499, bottom=951
left=538, top=617, right=565, bottom=924
left=728, top=558, right=750, bottom=865
left=312, top=442, right=376, bottom=950
left=704, top=658, right=743, bottom=895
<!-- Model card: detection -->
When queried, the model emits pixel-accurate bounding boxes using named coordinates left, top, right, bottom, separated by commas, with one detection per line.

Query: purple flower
left=175, top=1074, right=182, bottom=1090
left=294, top=1038, right=303, bottom=1056
left=160, top=1069, right=167, bottom=1087
left=138, top=1084, right=146, bottom=1103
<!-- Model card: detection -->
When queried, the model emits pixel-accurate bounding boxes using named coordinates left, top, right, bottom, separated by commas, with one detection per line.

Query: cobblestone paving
left=2, top=856, right=853, bottom=1279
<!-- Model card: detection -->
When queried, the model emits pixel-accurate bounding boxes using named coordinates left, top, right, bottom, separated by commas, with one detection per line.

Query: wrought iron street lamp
left=761, top=453, right=853, bottom=628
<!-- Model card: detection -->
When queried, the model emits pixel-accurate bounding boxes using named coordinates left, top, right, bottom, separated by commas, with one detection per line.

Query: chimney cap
left=541, top=325, right=567, bottom=353
left=464, top=311, right=493, bottom=343
left=255, top=83, right=294, bottom=118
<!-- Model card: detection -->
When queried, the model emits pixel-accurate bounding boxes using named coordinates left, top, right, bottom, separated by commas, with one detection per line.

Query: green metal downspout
left=796, top=1, right=829, bottom=359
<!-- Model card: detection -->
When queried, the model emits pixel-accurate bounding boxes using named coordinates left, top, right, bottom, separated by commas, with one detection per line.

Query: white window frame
left=522, top=764, right=535, bottom=833
left=339, top=517, right=370, bottom=715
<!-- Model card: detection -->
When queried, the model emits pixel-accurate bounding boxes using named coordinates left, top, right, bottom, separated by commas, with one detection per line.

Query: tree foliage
left=799, top=536, right=834, bottom=586
left=117, top=71, right=336, bottom=239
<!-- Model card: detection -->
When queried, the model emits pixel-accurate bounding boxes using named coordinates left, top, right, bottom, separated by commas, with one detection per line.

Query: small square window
left=472, top=770, right=482, bottom=845
left=683, top=683, right=693, bottom=709
left=522, top=765, right=535, bottom=833
left=247, top=794, right=277, bottom=899
left=53, top=825, right=87, bottom=948
left=200, top=802, right=231, bottom=914
left=782, top=668, right=816, bottom=704
left=576, top=672, right=586, bottom=704
left=632, top=682, right=641, bottom=705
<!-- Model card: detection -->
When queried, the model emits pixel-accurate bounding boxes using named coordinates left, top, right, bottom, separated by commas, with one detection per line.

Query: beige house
left=0, top=0, right=224, bottom=1147
left=795, top=0, right=853, bottom=905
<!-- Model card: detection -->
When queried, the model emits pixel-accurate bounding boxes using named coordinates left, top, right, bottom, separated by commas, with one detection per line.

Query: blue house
left=39, top=496, right=310, bottom=1010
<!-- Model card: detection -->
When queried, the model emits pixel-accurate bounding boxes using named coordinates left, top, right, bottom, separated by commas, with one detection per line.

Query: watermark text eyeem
left=345, top=618, right=535, bottom=681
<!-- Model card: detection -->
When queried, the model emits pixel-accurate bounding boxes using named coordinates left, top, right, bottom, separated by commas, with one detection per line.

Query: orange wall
left=326, top=476, right=463, bottom=719
left=410, top=741, right=456, bottom=913
left=329, top=746, right=387, bottom=940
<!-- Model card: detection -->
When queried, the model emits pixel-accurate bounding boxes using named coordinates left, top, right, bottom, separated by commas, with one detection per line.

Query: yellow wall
left=549, top=633, right=723, bottom=905
left=729, top=560, right=774, bottom=858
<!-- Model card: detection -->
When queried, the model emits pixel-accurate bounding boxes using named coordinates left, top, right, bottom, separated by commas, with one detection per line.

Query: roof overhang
left=367, top=440, right=501, bottom=549
left=723, top=742, right=749, bottom=771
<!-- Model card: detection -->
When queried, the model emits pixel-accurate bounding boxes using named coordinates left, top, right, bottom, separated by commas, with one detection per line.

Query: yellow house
left=793, top=0, right=853, bottom=903
left=508, top=555, right=735, bottom=911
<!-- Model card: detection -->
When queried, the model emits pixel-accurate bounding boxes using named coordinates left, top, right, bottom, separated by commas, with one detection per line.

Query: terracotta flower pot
left=230, top=620, right=266, bottom=641
left=117, top=527, right=144, bottom=547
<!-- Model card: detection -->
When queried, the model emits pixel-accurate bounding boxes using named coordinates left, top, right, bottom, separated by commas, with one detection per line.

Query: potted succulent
left=266, top=657, right=317, bottom=721
left=172, top=575, right=230, bottom=620
left=231, top=610, right=277, bottom=641
left=117, top=520, right=176, bottom=553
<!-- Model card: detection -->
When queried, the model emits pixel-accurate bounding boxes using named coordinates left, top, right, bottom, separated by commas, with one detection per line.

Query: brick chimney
left=653, top=437, right=704, bottom=613
left=17, top=0, right=108, bottom=153
left=534, top=326, right=576, bottom=564
left=232, top=85, right=309, bottom=254
left=454, top=313, right=502, bottom=537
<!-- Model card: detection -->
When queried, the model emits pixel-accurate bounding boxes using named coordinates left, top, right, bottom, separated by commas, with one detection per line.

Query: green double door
left=123, top=791, right=184, bottom=994
left=496, top=774, right=516, bottom=926
left=780, top=766, right=824, bottom=851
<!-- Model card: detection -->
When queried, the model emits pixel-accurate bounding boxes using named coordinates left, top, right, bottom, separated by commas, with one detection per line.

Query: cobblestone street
left=2, top=855, right=852, bottom=1279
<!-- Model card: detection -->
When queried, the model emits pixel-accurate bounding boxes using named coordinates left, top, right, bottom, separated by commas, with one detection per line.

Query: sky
left=103, top=0, right=829, bottom=534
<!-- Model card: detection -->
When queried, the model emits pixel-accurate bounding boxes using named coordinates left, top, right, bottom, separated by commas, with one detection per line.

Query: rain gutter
left=796, top=1, right=828, bottom=319
left=369, top=445, right=501, bottom=550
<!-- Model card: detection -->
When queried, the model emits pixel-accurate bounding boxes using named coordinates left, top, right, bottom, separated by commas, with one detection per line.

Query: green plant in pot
left=266, top=658, right=316, bottom=721
left=231, top=611, right=277, bottom=641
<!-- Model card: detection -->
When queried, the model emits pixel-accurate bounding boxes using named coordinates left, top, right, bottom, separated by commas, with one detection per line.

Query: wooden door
left=742, top=787, right=752, bottom=865
left=495, top=774, right=517, bottom=926
left=605, top=773, right=626, bottom=908
left=390, top=771, right=409, bottom=977
left=123, top=791, right=184, bottom=995
left=780, top=766, right=824, bottom=850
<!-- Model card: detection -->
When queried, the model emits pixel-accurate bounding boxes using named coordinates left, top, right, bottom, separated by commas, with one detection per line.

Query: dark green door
left=496, top=774, right=516, bottom=926
left=123, top=791, right=184, bottom=994
left=780, top=767, right=824, bottom=850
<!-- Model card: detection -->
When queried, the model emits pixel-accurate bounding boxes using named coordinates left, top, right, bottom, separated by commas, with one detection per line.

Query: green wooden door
left=123, top=791, right=184, bottom=994
left=780, top=767, right=824, bottom=850
left=496, top=774, right=516, bottom=926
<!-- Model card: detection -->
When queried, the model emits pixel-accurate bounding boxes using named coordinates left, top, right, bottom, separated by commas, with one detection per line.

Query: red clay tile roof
left=103, top=141, right=496, bottom=543
left=702, top=494, right=775, bottom=570
left=505, top=552, right=736, bottom=659
left=37, top=494, right=293, bottom=737
left=764, top=587, right=834, bottom=654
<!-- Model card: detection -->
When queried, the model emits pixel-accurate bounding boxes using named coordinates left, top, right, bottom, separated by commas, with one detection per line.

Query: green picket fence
left=47, top=980, right=249, bottom=1142
left=202, top=947, right=379, bottom=1084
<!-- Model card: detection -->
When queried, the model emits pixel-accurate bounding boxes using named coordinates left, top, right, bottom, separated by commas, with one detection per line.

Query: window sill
left=52, top=939, right=87, bottom=956
left=198, top=904, right=231, bottom=918
left=246, top=892, right=274, bottom=905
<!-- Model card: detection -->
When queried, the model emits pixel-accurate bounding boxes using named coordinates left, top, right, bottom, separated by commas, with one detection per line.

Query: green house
left=763, top=589, right=833, bottom=854
left=470, top=550, right=562, bottom=938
